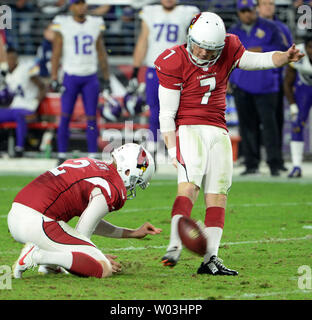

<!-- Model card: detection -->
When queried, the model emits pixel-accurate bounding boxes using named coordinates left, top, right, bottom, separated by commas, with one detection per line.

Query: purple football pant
left=58, top=73, right=100, bottom=153
left=145, top=67, right=160, bottom=143
left=0, top=108, right=33, bottom=148
left=291, top=82, right=312, bottom=141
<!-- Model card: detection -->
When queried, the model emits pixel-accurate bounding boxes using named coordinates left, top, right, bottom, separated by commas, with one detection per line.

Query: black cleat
left=240, top=168, right=259, bottom=176
left=270, top=167, right=280, bottom=177
left=161, top=247, right=181, bottom=267
left=197, top=255, right=238, bottom=276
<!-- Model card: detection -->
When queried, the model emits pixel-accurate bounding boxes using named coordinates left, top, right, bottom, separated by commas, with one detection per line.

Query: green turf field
left=0, top=175, right=311, bottom=300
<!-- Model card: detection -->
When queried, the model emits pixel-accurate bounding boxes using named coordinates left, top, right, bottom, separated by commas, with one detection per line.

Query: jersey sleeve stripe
left=84, top=177, right=111, bottom=198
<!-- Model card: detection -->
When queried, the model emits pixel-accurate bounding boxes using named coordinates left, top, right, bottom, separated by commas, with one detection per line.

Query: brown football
left=178, top=216, right=207, bottom=256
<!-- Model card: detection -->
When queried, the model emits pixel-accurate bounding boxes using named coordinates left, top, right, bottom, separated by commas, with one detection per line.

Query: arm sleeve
left=75, top=185, right=125, bottom=239
left=238, top=50, right=276, bottom=70
left=158, top=85, right=181, bottom=133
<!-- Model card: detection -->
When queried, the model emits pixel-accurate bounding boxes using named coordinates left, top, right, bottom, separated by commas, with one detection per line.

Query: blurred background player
left=257, top=0, right=293, bottom=172
left=128, top=0, right=199, bottom=154
left=8, top=143, right=161, bottom=278
left=284, top=36, right=312, bottom=178
left=156, top=12, right=303, bottom=275
left=51, top=0, right=112, bottom=165
left=229, top=0, right=287, bottom=176
left=0, top=30, right=8, bottom=81
left=36, top=24, right=55, bottom=84
left=0, top=48, right=46, bottom=157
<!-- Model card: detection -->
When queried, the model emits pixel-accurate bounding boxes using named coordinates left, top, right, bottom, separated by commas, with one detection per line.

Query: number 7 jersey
left=154, top=34, right=245, bottom=130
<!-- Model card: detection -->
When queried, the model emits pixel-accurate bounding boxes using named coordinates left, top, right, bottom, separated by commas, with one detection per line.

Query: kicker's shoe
left=288, top=166, right=302, bottom=178
left=197, top=255, right=238, bottom=276
left=38, top=265, right=69, bottom=275
left=161, top=246, right=181, bottom=267
left=12, top=243, right=38, bottom=279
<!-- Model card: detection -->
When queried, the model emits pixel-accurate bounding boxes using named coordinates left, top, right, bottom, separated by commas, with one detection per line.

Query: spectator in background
left=293, top=0, right=312, bottom=8
left=128, top=0, right=199, bottom=154
left=229, top=0, right=287, bottom=176
left=205, top=0, right=236, bottom=10
left=0, top=48, right=46, bottom=157
left=284, top=36, right=312, bottom=178
left=257, top=0, right=293, bottom=172
left=51, top=0, right=112, bottom=165
left=8, top=0, right=36, bottom=54
left=88, top=4, right=111, bottom=16
left=120, top=6, right=135, bottom=55
left=0, top=31, right=8, bottom=81
left=36, top=24, right=54, bottom=83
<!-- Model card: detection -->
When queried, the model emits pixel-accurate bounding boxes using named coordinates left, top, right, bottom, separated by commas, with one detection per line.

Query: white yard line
left=2, top=200, right=311, bottom=218
left=224, top=289, right=311, bottom=299
left=99, top=235, right=312, bottom=252
left=1, top=235, right=311, bottom=256
left=185, top=289, right=311, bottom=300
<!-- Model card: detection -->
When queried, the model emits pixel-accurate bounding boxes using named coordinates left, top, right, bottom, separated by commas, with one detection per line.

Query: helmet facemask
left=111, top=143, right=155, bottom=200
left=186, top=35, right=224, bottom=68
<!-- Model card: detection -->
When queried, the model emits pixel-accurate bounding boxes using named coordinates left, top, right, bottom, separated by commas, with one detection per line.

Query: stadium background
left=1, top=0, right=312, bottom=167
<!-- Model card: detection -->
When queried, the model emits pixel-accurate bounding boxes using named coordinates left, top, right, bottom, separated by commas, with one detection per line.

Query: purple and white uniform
left=0, top=61, right=40, bottom=149
left=52, top=15, right=105, bottom=155
left=140, top=4, right=199, bottom=142
left=290, top=43, right=312, bottom=141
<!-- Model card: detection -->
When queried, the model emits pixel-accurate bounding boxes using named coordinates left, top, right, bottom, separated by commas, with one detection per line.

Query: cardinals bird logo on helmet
left=111, top=143, right=155, bottom=199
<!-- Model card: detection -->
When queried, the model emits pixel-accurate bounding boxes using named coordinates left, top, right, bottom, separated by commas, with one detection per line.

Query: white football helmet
left=111, top=143, right=155, bottom=199
left=186, top=12, right=226, bottom=68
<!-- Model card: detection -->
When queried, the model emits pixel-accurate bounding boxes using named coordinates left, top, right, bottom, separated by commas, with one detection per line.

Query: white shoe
left=12, top=243, right=38, bottom=279
left=161, top=246, right=182, bottom=267
left=38, top=265, right=69, bottom=275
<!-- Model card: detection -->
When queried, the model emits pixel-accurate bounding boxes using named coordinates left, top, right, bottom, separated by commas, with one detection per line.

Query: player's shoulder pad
left=90, top=15, right=106, bottom=31
left=182, top=5, right=200, bottom=15
left=16, top=60, right=39, bottom=79
left=140, top=4, right=160, bottom=18
left=226, top=33, right=241, bottom=44
left=51, top=14, right=67, bottom=25
left=154, top=46, right=184, bottom=75
left=225, top=33, right=244, bottom=50
left=51, top=14, right=68, bottom=32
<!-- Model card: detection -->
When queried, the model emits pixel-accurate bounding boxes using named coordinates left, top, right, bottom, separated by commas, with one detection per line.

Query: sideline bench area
left=0, top=93, right=241, bottom=161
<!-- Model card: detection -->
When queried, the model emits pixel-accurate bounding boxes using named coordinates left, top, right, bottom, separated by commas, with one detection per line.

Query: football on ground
left=178, top=216, right=207, bottom=256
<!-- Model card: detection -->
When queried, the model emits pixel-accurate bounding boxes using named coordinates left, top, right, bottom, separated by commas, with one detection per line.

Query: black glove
left=0, top=62, right=8, bottom=79
left=102, top=79, right=112, bottom=96
left=127, top=67, right=140, bottom=93
left=50, top=80, right=62, bottom=93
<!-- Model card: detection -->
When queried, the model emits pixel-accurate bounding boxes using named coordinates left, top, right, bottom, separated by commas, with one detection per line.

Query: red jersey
left=154, top=33, right=245, bottom=130
left=14, top=158, right=127, bottom=222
